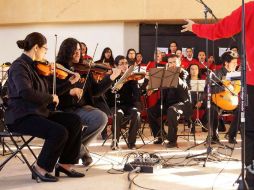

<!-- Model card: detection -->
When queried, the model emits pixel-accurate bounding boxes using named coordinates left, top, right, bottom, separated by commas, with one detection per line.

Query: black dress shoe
left=32, top=166, right=58, bottom=182
left=128, top=143, right=136, bottom=150
left=81, top=148, right=93, bottom=167
left=211, top=136, right=220, bottom=144
left=110, top=141, right=119, bottom=150
left=165, top=142, right=177, bottom=148
left=55, top=164, right=85, bottom=178
left=153, top=138, right=163, bottom=144
left=228, top=138, right=237, bottom=144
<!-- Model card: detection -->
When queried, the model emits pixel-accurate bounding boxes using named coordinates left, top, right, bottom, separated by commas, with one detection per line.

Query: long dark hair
left=56, top=38, right=80, bottom=69
left=187, top=63, right=201, bottom=79
left=98, top=47, right=114, bottom=65
left=17, top=32, right=47, bottom=51
left=221, top=51, right=238, bottom=66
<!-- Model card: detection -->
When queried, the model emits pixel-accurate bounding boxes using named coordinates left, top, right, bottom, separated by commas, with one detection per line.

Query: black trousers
left=147, top=101, right=193, bottom=143
left=227, top=107, right=240, bottom=139
left=8, top=112, right=82, bottom=172
left=112, top=105, right=140, bottom=144
left=202, top=102, right=239, bottom=139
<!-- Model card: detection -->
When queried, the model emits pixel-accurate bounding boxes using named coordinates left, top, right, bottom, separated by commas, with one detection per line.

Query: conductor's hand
left=69, top=73, right=81, bottom=84
left=110, top=68, right=122, bottom=81
left=181, top=19, right=195, bottom=33
left=52, top=94, right=59, bottom=107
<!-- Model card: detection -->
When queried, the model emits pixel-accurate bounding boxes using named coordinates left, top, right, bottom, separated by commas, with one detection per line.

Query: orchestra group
left=2, top=32, right=242, bottom=182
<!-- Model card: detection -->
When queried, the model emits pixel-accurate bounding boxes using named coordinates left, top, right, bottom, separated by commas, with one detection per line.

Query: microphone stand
left=186, top=1, right=233, bottom=166
left=235, top=1, right=248, bottom=189
left=153, top=22, right=167, bottom=143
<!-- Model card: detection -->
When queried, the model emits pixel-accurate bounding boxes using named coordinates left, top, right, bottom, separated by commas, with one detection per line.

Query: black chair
left=164, top=115, right=196, bottom=145
left=0, top=102, right=37, bottom=173
left=0, top=124, right=37, bottom=172
left=177, top=116, right=196, bottom=145
left=102, top=115, right=146, bottom=146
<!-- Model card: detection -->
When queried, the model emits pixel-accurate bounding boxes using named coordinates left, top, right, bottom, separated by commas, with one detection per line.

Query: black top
left=5, top=54, right=73, bottom=125
left=199, top=67, right=229, bottom=102
left=211, top=67, right=229, bottom=94
left=105, top=78, right=141, bottom=109
left=160, top=69, right=191, bottom=108
left=58, top=72, right=114, bottom=111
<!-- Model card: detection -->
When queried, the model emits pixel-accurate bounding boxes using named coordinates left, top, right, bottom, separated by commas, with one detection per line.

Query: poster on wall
left=157, top=47, right=168, bottom=54
left=219, top=47, right=228, bottom=57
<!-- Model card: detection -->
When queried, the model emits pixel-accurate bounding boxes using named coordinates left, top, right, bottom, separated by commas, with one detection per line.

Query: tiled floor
left=0, top=124, right=242, bottom=190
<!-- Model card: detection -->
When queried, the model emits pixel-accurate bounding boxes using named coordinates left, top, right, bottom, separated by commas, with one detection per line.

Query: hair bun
left=16, top=40, right=28, bottom=49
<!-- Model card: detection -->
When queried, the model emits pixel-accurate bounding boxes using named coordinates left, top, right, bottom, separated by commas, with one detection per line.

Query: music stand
left=111, top=65, right=134, bottom=150
left=190, top=80, right=206, bottom=131
left=148, top=67, right=180, bottom=143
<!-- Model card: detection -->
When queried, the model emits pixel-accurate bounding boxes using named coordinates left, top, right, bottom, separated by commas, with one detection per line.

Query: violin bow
left=52, top=34, right=58, bottom=96
left=77, top=43, right=98, bottom=103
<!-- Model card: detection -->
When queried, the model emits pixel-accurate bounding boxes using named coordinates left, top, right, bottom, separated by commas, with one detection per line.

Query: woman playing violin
left=56, top=38, right=121, bottom=166
left=5, top=32, right=84, bottom=182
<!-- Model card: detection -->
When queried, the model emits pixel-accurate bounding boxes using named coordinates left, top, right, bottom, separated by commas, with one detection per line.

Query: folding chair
left=0, top=124, right=37, bottom=172
left=177, top=116, right=196, bottom=145
left=0, top=101, right=37, bottom=173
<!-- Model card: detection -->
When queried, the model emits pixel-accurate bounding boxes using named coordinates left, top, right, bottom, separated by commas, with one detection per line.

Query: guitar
left=212, top=80, right=241, bottom=111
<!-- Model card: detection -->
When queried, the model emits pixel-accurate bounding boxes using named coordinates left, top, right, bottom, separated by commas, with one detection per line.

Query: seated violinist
left=5, top=32, right=84, bottom=182
left=105, top=55, right=142, bottom=150
left=56, top=38, right=121, bottom=166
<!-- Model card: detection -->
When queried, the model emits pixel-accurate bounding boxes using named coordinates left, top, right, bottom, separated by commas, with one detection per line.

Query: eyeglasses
left=41, top=46, right=48, bottom=51
left=118, top=61, right=128, bottom=66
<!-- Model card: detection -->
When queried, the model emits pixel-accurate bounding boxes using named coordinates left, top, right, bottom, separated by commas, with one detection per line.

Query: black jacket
left=5, top=54, right=72, bottom=124
left=58, top=73, right=114, bottom=111
left=160, top=69, right=191, bottom=108
left=105, top=78, right=141, bottom=109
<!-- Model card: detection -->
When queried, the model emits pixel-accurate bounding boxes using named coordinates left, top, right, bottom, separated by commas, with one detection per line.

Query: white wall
left=0, top=22, right=139, bottom=63
left=123, top=22, right=139, bottom=54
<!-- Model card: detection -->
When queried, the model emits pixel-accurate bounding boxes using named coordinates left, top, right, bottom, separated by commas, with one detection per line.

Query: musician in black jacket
left=5, top=32, right=84, bottom=182
left=147, top=54, right=193, bottom=148
left=56, top=38, right=121, bottom=165
left=106, top=55, right=141, bottom=150
left=199, top=51, right=239, bottom=143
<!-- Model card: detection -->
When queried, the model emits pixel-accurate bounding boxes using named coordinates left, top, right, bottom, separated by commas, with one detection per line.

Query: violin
left=125, top=72, right=145, bottom=81
left=73, top=62, right=112, bottom=75
left=35, top=61, right=76, bottom=79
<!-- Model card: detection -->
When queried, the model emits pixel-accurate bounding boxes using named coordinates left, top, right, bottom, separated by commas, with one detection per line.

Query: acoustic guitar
left=212, top=80, right=241, bottom=111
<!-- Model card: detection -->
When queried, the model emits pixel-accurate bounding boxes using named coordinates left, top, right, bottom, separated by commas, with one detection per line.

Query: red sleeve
left=192, top=5, right=242, bottom=40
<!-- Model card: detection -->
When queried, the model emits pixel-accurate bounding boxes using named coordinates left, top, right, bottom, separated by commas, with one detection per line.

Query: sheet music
left=225, top=71, right=241, bottom=80
left=190, top=80, right=206, bottom=92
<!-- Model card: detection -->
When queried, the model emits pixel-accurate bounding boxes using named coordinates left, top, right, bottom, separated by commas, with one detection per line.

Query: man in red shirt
left=182, top=2, right=254, bottom=188
left=181, top=47, right=198, bottom=69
